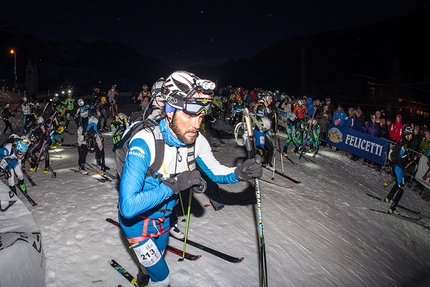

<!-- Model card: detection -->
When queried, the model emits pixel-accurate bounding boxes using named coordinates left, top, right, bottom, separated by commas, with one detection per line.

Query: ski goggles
left=183, top=96, right=212, bottom=116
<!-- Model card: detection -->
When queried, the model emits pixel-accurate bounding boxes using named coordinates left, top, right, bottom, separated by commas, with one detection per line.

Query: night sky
left=2, top=0, right=422, bottom=68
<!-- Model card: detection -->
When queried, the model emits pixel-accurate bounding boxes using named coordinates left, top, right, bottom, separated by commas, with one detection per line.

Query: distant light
left=201, top=11, right=203, bottom=14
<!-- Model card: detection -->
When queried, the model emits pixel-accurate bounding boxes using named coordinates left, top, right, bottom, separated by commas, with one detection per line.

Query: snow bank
left=0, top=181, right=45, bottom=287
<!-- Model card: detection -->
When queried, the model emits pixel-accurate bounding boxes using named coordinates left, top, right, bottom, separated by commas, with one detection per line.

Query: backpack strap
left=187, top=144, right=196, bottom=171
left=146, top=126, right=164, bottom=177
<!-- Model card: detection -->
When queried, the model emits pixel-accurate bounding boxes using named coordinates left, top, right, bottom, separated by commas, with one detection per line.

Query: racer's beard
left=171, top=117, right=199, bottom=145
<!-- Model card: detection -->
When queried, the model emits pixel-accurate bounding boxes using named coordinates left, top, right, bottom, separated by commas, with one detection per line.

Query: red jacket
left=293, top=105, right=308, bottom=120
left=389, top=114, right=403, bottom=142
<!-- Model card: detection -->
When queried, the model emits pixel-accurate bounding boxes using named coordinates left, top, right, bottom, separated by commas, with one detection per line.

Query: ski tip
left=233, top=257, right=244, bottom=263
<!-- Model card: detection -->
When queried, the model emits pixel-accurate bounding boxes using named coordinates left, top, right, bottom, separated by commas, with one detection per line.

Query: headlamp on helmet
left=163, top=71, right=215, bottom=115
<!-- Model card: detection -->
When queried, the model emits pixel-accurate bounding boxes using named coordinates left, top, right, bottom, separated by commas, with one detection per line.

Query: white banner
left=415, top=154, right=430, bottom=189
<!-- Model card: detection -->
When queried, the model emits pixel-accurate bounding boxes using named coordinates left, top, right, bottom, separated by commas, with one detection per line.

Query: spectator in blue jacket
left=332, top=104, right=347, bottom=126
left=352, top=107, right=364, bottom=132
left=305, top=96, right=315, bottom=119
left=343, top=107, right=355, bottom=129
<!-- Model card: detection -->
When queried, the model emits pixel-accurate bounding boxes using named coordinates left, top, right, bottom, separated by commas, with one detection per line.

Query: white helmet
left=37, top=116, right=44, bottom=124
left=163, top=70, right=215, bottom=115
left=151, top=77, right=165, bottom=98
left=78, top=98, right=84, bottom=106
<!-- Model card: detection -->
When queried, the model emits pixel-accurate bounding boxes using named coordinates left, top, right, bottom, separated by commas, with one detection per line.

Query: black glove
left=163, top=170, right=206, bottom=194
left=235, top=155, right=263, bottom=181
left=192, top=178, right=207, bottom=194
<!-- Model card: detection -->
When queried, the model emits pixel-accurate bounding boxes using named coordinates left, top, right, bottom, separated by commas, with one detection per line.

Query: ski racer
left=1, top=103, right=14, bottom=134
left=75, top=99, right=93, bottom=132
left=283, top=121, right=305, bottom=156
left=251, top=93, right=275, bottom=168
left=21, top=97, right=34, bottom=134
left=117, top=71, right=263, bottom=287
left=62, top=91, right=78, bottom=131
left=384, top=126, right=414, bottom=214
left=137, top=84, right=151, bottom=111
left=229, top=88, right=245, bottom=125
left=0, top=137, right=29, bottom=195
left=76, top=116, right=108, bottom=173
left=107, top=85, right=119, bottom=116
left=26, top=115, right=52, bottom=173
left=307, top=119, right=320, bottom=155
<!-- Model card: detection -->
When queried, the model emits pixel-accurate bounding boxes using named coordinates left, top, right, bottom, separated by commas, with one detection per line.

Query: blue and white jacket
left=118, top=118, right=239, bottom=239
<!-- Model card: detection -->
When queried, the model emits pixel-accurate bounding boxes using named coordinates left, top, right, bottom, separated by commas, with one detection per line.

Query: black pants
left=29, top=139, right=50, bottom=169
left=3, top=119, right=12, bottom=133
left=78, top=145, right=88, bottom=166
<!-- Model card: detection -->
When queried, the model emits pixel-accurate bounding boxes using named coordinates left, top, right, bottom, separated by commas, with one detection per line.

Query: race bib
left=0, top=159, right=9, bottom=169
left=133, top=239, right=162, bottom=268
left=259, top=135, right=265, bottom=145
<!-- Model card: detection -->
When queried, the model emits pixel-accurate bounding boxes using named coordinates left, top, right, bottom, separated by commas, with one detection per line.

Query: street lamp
left=10, top=49, right=17, bottom=90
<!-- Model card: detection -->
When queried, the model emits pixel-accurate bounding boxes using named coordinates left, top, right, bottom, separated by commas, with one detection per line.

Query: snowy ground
left=2, top=108, right=430, bottom=287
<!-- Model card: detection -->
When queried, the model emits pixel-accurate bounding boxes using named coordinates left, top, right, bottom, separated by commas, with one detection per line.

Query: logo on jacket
left=128, top=146, right=145, bottom=158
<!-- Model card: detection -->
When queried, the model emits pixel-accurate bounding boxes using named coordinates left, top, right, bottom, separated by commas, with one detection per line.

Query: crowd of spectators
left=217, top=86, right=430, bottom=199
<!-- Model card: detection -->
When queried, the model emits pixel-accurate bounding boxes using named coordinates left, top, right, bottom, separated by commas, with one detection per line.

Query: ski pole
left=179, top=189, right=193, bottom=262
left=242, top=108, right=268, bottom=287
left=276, top=133, right=285, bottom=174
left=271, top=148, right=276, bottom=180
left=383, top=160, right=414, bottom=187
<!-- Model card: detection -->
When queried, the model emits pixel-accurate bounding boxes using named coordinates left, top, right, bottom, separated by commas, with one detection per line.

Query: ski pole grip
left=193, top=178, right=207, bottom=194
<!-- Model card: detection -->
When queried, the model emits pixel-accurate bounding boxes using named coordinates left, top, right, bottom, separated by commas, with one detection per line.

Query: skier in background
left=384, top=126, right=414, bottom=214
left=0, top=138, right=29, bottom=195
left=1, top=104, right=14, bottom=134
left=107, top=85, right=119, bottom=116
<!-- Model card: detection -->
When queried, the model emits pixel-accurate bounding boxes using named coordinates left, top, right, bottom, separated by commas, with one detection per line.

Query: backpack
left=114, top=118, right=196, bottom=179
left=389, top=145, right=398, bottom=163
